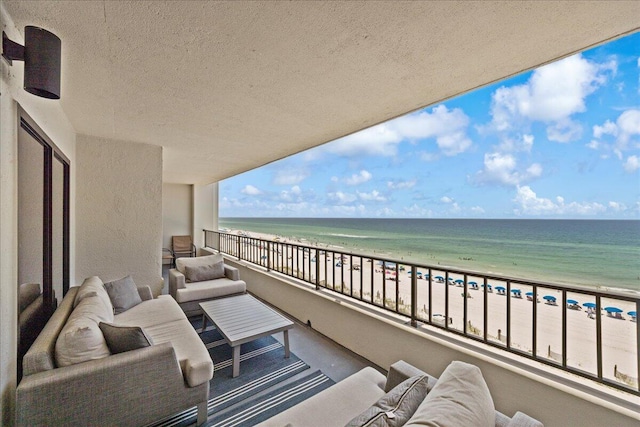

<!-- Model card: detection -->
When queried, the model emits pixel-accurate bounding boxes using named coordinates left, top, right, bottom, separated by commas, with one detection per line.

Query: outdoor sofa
left=169, top=253, right=246, bottom=316
left=257, top=360, right=543, bottom=427
left=16, top=276, right=213, bottom=426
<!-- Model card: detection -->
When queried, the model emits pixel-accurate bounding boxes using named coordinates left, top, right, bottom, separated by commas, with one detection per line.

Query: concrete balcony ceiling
left=4, top=1, right=639, bottom=184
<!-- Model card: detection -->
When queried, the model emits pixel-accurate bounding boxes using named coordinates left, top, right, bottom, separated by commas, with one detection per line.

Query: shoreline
left=227, top=228, right=640, bottom=297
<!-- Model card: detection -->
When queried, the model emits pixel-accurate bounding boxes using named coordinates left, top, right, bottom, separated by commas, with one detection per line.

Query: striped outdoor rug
left=206, top=369, right=334, bottom=427
left=150, top=322, right=333, bottom=427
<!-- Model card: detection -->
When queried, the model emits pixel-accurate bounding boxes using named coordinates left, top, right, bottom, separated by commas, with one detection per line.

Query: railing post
left=267, top=241, right=271, bottom=272
left=411, top=265, right=417, bottom=327
left=315, top=248, right=320, bottom=290
left=237, top=236, right=241, bottom=260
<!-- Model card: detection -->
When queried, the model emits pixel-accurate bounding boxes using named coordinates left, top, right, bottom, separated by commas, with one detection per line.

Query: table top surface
left=199, top=294, right=293, bottom=346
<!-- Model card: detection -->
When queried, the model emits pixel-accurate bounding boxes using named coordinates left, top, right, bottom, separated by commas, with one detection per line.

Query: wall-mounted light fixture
left=2, top=26, right=61, bottom=99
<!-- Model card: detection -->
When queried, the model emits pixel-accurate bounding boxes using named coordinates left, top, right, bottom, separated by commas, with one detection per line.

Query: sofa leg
left=196, top=400, right=208, bottom=426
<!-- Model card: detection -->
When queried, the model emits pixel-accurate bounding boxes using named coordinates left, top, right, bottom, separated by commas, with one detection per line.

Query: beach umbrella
left=434, top=275, right=444, bottom=280
left=469, top=281, right=477, bottom=286
left=582, top=302, right=596, bottom=308
left=628, top=311, right=637, bottom=316
left=566, top=299, right=579, bottom=305
left=481, top=284, right=492, bottom=289
left=495, top=286, right=506, bottom=292
left=510, top=289, right=521, bottom=294
left=604, top=307, right=622, bottom=313
left=454, top=279, right=464, bottom=283
left=543, top=295, right=556, bottom=301
left=525, top=292, right=534, bottom=296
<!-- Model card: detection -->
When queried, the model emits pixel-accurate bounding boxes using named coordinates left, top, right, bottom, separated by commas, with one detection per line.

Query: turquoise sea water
left=219, top=218, right=640, bottom=292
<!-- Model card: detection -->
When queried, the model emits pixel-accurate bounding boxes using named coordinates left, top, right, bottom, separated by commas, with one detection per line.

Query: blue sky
left=220, top=33, right=640, bottom=219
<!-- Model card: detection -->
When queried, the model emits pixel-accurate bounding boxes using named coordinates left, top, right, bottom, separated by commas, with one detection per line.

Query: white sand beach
left=229, top=229, right=639, bottom=389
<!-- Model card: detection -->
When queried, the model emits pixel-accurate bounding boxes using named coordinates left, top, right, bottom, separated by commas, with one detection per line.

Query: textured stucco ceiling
left=3, top=1, right=639, bottom=184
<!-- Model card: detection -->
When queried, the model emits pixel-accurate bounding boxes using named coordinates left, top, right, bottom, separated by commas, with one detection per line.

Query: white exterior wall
left=75, top=135, right=162, bottom=289
left=193, top=182, right=218, bottom=253
left=162, top=183, right=193, bottom=249
left=227, top=260, right=639, bottom=427
left=0, top=6, right=77, bottom=424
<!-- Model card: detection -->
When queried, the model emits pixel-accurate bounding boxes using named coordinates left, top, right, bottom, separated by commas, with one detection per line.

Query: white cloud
left=513, top=186, right=606, bottom=216
left=241, top=185, right=262, bottom=195
left=279, top=185, right=304, bottom=202
left=593, top=120, right=618, bottom=138
left=497, top=134, right=534, bottom=153
left=345, top=170, right=372, bottom=185
left=387, top=179, right=416, bottom=190
left=623, top=155, right=640, bottom=173
left=608, top=201, right=627, bottom=212
left=490, top=54, right=615, bottom=140
left=546, top=119, right=583, bottom=143
left=273, top=168, right=309, bottom=185
left=591, top=109, right=640, bottom=170
left=403, top=204, right=432, bottom=217
left=471, top=206, right=486, bottom=214
left=440, top=196, right=454, bottom=204
left=330, top=176, right=339, bottom=182
left=393, top=105, right=472, bottom=156
left=357, top=190, right=386, bottom=202
left=327, top=191, right=357, bottom=205
left=475, top=153, right=542, bottom=186
left=326, top=123, right=401, bottom=157
left=326, top=104, right=472, bottom=157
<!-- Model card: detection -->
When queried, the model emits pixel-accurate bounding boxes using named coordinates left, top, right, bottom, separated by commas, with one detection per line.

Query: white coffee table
left=199, top=294, right=294, bottom=377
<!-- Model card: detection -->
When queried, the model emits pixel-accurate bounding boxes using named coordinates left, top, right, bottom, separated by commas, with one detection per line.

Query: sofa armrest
left=224, top=264, right=240, bottom=281
left=506, top=411, right=543, bottom=427
left=169, top=268, right=186, bottom=298
left=16, top=343, right=202, bottom=427
left=384, top=360, right=435, bottom=392
left=137, top=285, right=153, bottom=301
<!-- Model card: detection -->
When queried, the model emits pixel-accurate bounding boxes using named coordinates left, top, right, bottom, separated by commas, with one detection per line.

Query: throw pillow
left=99, top=322, right=153, bottom=354
left=176, top=253, right=223, bottom=274
left=345, top=374, right=430, bottom=427
left=103, top=275, right=142, bottom=314
left=185, top=261, right=225, bottom=282
left=404, top=361, right=495, bottom=427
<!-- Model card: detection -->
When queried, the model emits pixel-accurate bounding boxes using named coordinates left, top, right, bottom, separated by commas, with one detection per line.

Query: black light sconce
left=2, top=26, right=61, bottom=99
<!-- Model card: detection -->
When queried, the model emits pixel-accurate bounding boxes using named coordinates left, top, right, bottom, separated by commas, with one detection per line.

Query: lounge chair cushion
left=405, top=361, right=495, bottom=427
left=55, top=294, right=112, bottom=367
left=174, top=277, right=247, bottom=303
left=99, top=322, right=153, bottom=354
left=103, top=275, right=142, bottom=314
left=346, top=374, right=430, bottom=426
left=176, top=253, right=223, bottom=275
left=185, top=261, right=225, bottom=282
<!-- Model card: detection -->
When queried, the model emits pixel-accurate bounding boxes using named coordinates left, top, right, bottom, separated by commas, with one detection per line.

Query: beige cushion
left=74, top=276, right=114, bottom=316
left=175, top=278, right=246, bottom=303
left=55, top=295, right=112, bottom=367
left=176, top=254, right=223, bottom=275
left=114, top=295, right=186, bottom=328
left=143, top=318, right=213, bottom=387
left=185, top=261, right=225, bottom=282
left=405, top=361, right=495, bottom=427
left=19, top=283, right=41, bottom=312
left=346, top=375, right=430, bottom=426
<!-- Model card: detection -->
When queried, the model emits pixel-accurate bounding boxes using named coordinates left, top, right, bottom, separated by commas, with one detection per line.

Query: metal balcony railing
left=204, top=229, right=640, bottom=396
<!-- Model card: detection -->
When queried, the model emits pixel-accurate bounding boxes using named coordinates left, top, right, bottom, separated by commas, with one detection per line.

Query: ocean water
left=219, top=218, right=640, bottom=293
